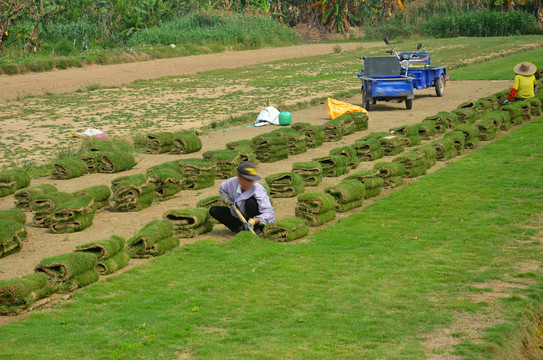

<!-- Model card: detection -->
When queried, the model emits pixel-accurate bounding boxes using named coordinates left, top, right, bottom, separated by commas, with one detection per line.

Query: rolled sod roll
left=352, top=138, right=381, bottom=156
left=362, top=177, right=384, bottom=198
left=379, top=135, right=405, bottom=155
left=454, top=124, right=479, bottom=141
left=112, top=174, right=155, bottom=212
left=0, top=219, right=27, bottom=258
left=262, top=218, right=310, bottom=242
left=292, top=161, right=323, bottom=187
left=443, top=131, right=466, bottom=154
left=147, top=160, right=183, bottom=174
left=226, top=139, right=255, bottom=150
left=147, top=168, right=182, bottom=197
left=49, top=195, right=95, bottom=233
left=88, top=140, right=132, bottom=152
left=14, top=184, right=58, bottom=209
left=334, top=112, right=358, bottom=135
left=51, top=157, right=87, bottom=180
left=31, top=192, right=72, bottom=228
left=516, top=99, right=533, bottom=120
left=299, top=124, right=324, bottom=149
left=417, top=121, right=437, bottom=139
left=171, top=131, right=202, bottom=154
left=30, top=192, right=72, bottom=214
left=527, top=97, right=542, bottom=116
left=418, top=145, right=438, bottom=168
left=233, top=145, right=257, bottom=164
left=312, top=155, right=350, bottom=177
left=500, top=103, right=523, bottom=125
left=393, top=150, right=427, bottom=169
left=329, top=146, right=359, bottom=169
left=345, top=169, right=380, bottom=182
left=79, top=152, right=97, bottom=173
left=431, top=139, right=457, bottom=161
left=374, top=162, right=405, bottom=178
left=295, top=207, right=336, bottom=227
left=481, top=111, right=510, bottom=130
left=179, top=158, right=215, bottom=177
left=475, top=119, right=498, bottom=141
left=295, top=192, right=336, bottom=214
left=163, top=207, right=213, bottom=238
left=0, top=208, right=26, bottom=225
left=146, top=132, right=174, bottom=154
left=360, top=147, right=384, bottom=161
left=72, top=185, right=111, bottom=211
left=389, top=124, right=420, bottom=137
left=0, top=272, right=49, bottom=313
left=265, top=172, right=304, bottom=198
left=273, top=128, right=307, bottom=155
left=322, top=118, right=345, bottom=142
left=404, top=134, right=422, bottom=147
left=452, top=108, right=478, bottom=123
left=252, top=133, right=289, bottom=163
left=404, top=165, right=427, bottom=178
left=203, top=149, right=241, bottom=179
left=75, top=235, right=125, bottom=260
left=35, top=252, right=97, bottom=282
left=197, top=195, right=222, bottom=223
left=127, top=220, right=174, bottom=258
left=62, top=269, right=99, bottom=291
left=95, top=249, right=130, bottom=275
left=0, top=169, right=31, bottom=197
left=96, top=151, right=136, bottom=173
left=325, top=180, right=365, bottom=212
left=386, top=176, right=405, bottom=188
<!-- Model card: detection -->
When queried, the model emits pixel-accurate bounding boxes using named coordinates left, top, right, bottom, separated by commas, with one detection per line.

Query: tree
left=0, top=0, right=32, bottom=56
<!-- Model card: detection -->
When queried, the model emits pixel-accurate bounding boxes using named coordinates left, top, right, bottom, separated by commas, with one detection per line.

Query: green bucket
left=279, top=111, right=292, bottom=126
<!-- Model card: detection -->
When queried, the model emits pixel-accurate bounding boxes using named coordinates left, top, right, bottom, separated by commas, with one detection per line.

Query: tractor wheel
left=435, top=74, right=445, bottom=97
left=405, top=98, right=413, bottom=110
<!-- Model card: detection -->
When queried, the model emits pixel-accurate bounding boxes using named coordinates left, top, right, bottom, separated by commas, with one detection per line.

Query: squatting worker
left=504, top=62, right=538, bottom=105
left=209, top=162, right=275, bottom=234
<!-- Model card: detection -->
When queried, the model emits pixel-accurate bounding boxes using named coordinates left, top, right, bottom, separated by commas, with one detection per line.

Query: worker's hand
left=502, top=99, right=510, bottom=105
left=222, top=198, right=234, bottom=206
left=243, top=218, right=257, bottom=231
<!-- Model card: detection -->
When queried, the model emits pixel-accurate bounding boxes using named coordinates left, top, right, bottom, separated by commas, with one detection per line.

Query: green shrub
left=55, top=38, right=75, bottom=56
left=0, top=64, right=19, bottom=75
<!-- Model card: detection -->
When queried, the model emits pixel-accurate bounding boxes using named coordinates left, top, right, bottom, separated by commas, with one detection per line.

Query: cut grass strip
left=96, top=151, right=136, bottom=174
left=0, top=219, right=27, bottom=258
left=0, top=169, right=31, bottom=197
left=35, top=252, right=97, bottom=282
left=51, top=157, right=87, bottom=180
left=262, top=218, right=309, bottom=242
left=171, top=131, right=202, bottom=154
left=0, top=208, right=26, bottom=225
left=14, top=184, right=58, bottom=209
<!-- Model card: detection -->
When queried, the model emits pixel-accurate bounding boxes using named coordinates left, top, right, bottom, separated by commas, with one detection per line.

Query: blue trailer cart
left=357, top=39, right=447, bottom=111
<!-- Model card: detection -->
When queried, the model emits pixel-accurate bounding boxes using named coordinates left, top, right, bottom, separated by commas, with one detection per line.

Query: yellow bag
left=327, top=98, right=368, bottom=120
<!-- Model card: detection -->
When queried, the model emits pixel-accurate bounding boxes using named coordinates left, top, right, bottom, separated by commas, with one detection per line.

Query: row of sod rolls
left=146, top=130, right=202, bottom=154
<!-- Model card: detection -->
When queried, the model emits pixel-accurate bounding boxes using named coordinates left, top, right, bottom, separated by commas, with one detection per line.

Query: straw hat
left=513, top=62, right=536, bottom=76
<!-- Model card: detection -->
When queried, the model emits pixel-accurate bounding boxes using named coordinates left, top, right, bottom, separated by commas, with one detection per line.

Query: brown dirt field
left=0, top=42, right=377, bottom=100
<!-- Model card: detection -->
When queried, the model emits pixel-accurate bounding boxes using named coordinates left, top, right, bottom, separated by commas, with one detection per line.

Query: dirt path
left=0, top=42, right=377, bottom=100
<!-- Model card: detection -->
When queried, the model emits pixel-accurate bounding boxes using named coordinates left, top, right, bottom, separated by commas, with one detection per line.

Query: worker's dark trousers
left=209, top=196, right=261, bottom=233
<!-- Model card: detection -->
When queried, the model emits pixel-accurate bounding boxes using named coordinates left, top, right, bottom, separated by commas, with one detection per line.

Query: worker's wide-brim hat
left=514, top=62, right=537, bottom=76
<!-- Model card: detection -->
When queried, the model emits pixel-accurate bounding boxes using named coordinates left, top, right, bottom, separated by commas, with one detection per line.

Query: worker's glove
left=502, top=99, right=510, bottom=105
left=244, top=218, right=257, bottom=231
left=222, top=198, right=234, bottom=206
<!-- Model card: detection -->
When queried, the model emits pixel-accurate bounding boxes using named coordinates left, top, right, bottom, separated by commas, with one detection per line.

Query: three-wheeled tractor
left=357, top=38, right=447, bottom=111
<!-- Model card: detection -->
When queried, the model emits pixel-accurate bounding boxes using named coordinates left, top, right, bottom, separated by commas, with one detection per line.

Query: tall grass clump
left=422, top=10, right=540, bottom=38
left=363, top=13, right=415, bottom=40
left=128, top=12, right=299, bottom=48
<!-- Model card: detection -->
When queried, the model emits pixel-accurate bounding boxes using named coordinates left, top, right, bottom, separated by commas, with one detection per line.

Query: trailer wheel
left=363, top=93, right=371, bottom=111
left=405, top=98, right=413, bottom=110
left=435, top=74, right=445, bottom=97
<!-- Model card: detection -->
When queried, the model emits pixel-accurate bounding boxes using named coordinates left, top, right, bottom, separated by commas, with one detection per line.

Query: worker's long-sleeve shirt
left=219, top=177, right=275, bottom=225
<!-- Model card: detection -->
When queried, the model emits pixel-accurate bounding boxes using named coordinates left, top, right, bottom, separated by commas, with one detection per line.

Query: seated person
left=209, top=162, right=275, bottom=234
